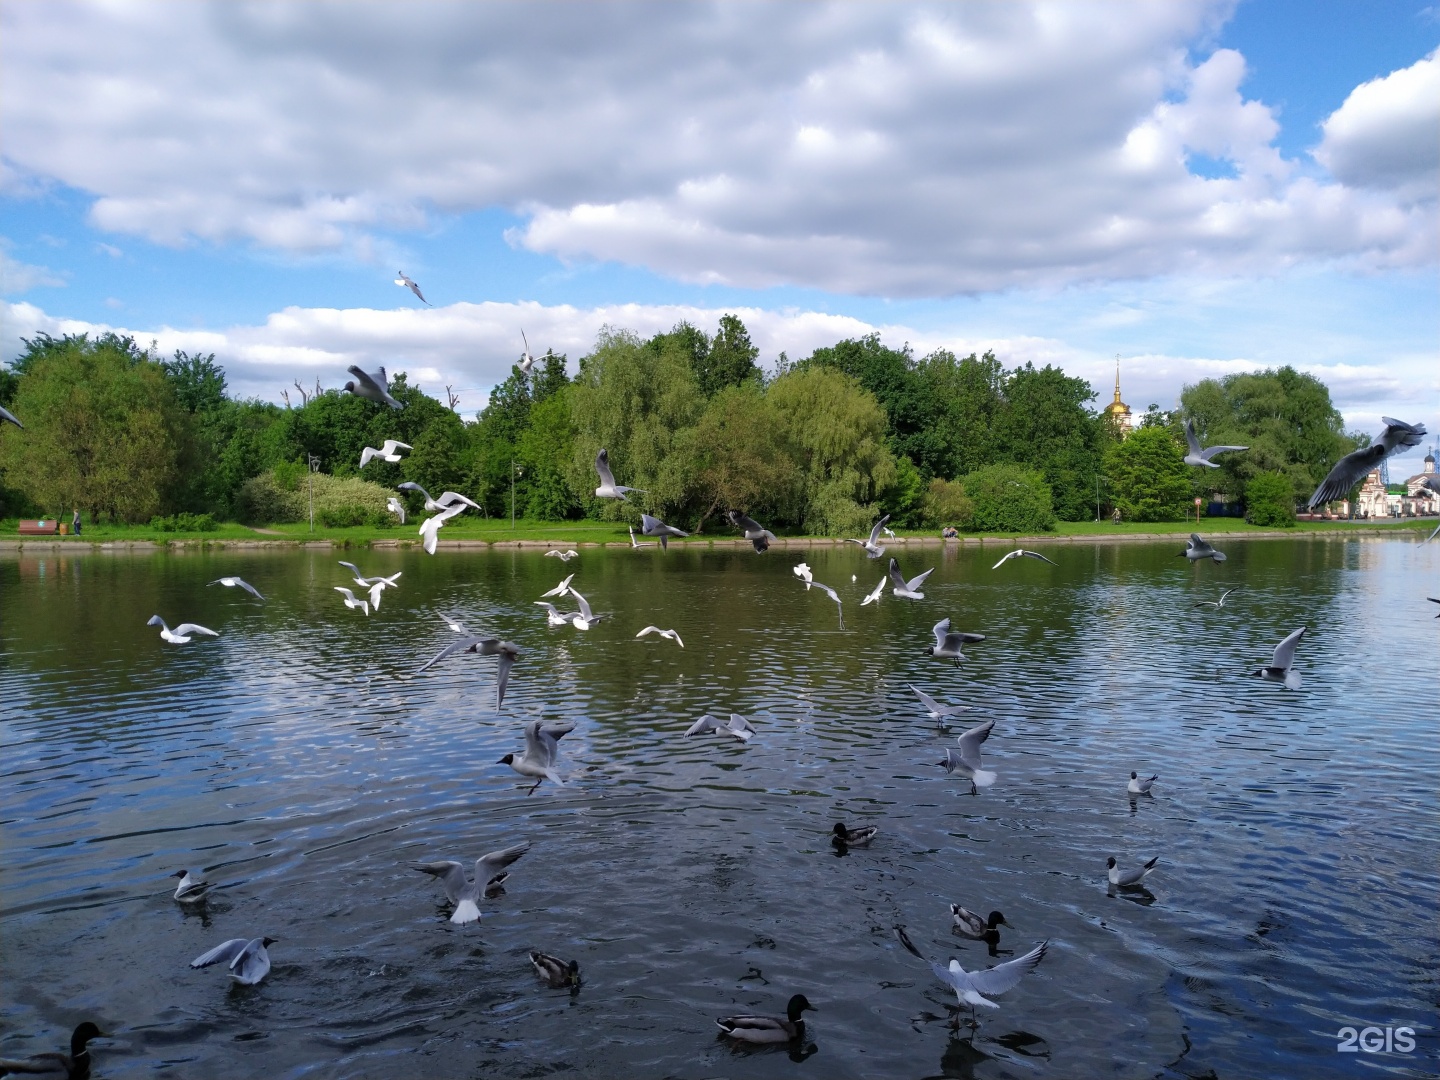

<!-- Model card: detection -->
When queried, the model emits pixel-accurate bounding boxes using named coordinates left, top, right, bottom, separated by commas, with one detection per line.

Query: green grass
left=3, top=514, right=1431, bottom=547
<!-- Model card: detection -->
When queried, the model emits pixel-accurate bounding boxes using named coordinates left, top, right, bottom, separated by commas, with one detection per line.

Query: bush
left=922, top=477, right=973, bottom=528
left=1245, top=471, right=1297, bottom=527
left=960, top=463, right=1056, bottom=532
left=318, top=505, right=391, bottom=528
left=236, top=468, right=393, bottom=525
left=803, top=479, right=881, bottom=537
left=148, top=512, right=218, bottom=532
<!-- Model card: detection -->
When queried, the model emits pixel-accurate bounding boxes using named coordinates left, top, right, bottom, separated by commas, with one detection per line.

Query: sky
left=1, top=0, right=1436, bottom=458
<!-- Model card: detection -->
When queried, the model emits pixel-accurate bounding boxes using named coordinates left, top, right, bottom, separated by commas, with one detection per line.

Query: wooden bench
left=18, top=520, right=60, bottom=536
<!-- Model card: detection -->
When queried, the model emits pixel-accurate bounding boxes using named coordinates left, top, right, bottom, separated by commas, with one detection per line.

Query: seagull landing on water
left=860, top=576, right=886, bottom=606
left=936, top=718, right=997, bottom=794
left=1179, top=534, right=1226, bottom=563
left=844, top=514, right=890, bottom=559
left=636, top=625, right=684, bottom=647
left=926, top=618, right=985, bottom=665
left=414, top=636, right=520, bottom=709
left=386, top=497, right=406, bottom=524
left=888, top=558, right=934, bottom=599
left=411, top=842, right=531, bottom=925
left=593, top=448, right=646, bottom=501
left=640, top=513, right=688, bottom=549
left=1252, top=626, right=1305, bottom=690
left=727, top=510, right=777, bottom=553
left=684, top=713, right=755, bottom=741
left=191, top=936, right=276, bottom=985
left=498, top=719, right=574, bottom=794
left=1107, top=856, right=1159, bottom=888
left=1308, top=417, right=1427, bottom=510
left=395, top=271, right=429, bottom=304
left=207, top=576, right=264, bottom=600
left=1182, top=419, right=1247, bottom=468
left=566, top=588, right=608, bottom=630
left=534, top=602, right=577, bottom=627
left=1128, top=771, right=1158, bottom=795
left=171, top=869, right=211, bottom=904
left=396, top=482, right=480, bottom=515
left=895, top=924, right=1048, bottom=1029
left=147, top=616, right=219, bottom=644
left=334, top=587, right=370, bottom=616
left=1194, top=587, right=1241, bottom=608
left=344, top=365, right=404, bottom=409
left=992, top=549, right=1058, bottom=570
left=359, top=439, right=411, bottom=468
left=910, top=684, right=971, bottom=727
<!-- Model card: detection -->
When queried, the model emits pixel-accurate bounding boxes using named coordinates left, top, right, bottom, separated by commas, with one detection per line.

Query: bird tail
left=1211, top=552, right=1227, bottom=562
left=1142, top=856, right=1159, bottom=875
left=545, top=768, right=566, bottom=786
left=1284, top=669, right=1302, bottom=691
left=450, top=899, right=481, bottom=925
left=972, top=769, right=997, bottom=788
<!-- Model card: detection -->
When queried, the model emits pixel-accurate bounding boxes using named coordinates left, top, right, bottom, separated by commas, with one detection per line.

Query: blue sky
left=1, top=0, right=1435, bottom=445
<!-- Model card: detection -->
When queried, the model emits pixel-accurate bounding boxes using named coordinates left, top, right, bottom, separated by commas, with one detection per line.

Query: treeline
left=0, top=322, right=1362, bottom=532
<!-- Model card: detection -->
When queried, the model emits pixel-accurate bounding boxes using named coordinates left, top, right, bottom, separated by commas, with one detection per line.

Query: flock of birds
left=2, top=329, right=1436, bottom=1073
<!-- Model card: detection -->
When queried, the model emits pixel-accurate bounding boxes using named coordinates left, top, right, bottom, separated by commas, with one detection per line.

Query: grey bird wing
left=685, top=714, right=723, bottom=736
left=230, top=938, right=270, bottom=982
left=595, top=448, right=617, bottom=487
left=1183, top=419, right=1203, bottom=457
left=475, top=842, right=531, bottom=886
left=812, top=581, right=841, bottom=604
left=1308, top=443, right=1388, bottom=507
left=0, top=404, right=22, bottom=428
left=1020, top=549, right=1058, bottom=565
left=494, top=647, right=516, bottom=709
left=233, top=577, right=264, bottom=599
left=932, top=618, right=952, bottom=648
left=869, top=514, right=891, bottom=545
left=905, top=567, right=935, bottom=591
left=525, top=719, right=574, bottom=763
left=173, top=623, right=219, bottom=638
left=412, top=860, right=468, bottom=902
left=415, top=636, right=486, bottom=674
left=436, top=491, right=480, bottom=509
left=963, top=940, right=1048, bottom=995
left=1200, top=443, right=1248, bottom=461
left=911, top=684, right=967, bottom=716
left=191, top=937, right=253, bottom=969
left=338, top=560, right=365, bottom=579
left=570, top=589, right=595, bottom=621
left=1270, top=626, right=1305, bottom=669
left=729, top=510, right=763, bottom=533
left=955, top=718, right=995, bottom=765
left=727, top=714, right=755, bottom=739
left=888, top=558, right=908, bottom=590
left=346, top=365, right=384, bottom=395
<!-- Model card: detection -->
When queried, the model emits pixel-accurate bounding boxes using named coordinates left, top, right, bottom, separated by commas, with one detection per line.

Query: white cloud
left=1, top=1, right=1433, bottom=296
left=0, top=245, right=65, bottom=292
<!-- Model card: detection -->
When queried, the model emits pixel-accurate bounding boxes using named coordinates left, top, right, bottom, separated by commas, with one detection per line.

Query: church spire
left=1113, top=354, right=1123, bottom=405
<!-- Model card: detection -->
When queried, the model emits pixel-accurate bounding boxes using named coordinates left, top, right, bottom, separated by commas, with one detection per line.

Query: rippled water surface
left=1, top=538, right=1437, bottom=1079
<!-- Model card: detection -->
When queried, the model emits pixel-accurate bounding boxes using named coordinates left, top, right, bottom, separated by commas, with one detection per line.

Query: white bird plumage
left=147, top=616, right=219, bottom=644
left=636, top=625, right=684, bottom=647
left=1182, top=418, right=1248, bottom=468
left=498, top=719, right=575, bottom=793
left=991, top=549, right=1058, bottom=570
left=844, top=514, right=890, bottom=559
left=684, top=713, right=755, bottom=741
left=394, top=271, right=429, bottom=304
left=888, top=557, right=933, bottom=599
left=359, top=439, right=412, bottom=468
left=411, top=842, right=532, bottom=925
left=937, top=718, right=997, bottom=793
left=207, top=576, right=264, bottom=600
left=334, top=586, right=370, bottom=616
left=343, top=365, right=404, bottom=409
left=1253, top=626, right=1305, bottom=690
left=190, top=936, right=276, bottom=985
left=593, top=448, right=646, bottom=501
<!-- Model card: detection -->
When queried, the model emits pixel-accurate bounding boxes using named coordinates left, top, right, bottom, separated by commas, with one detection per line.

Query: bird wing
left=173, top=623, right=219, bottom=638
left=338, top=560, right=364, bottom=578
left=727, top=714, right=755, bottom=738
left=436, top=491, right=480, bottom=509
left=1270, top=626, right=1306, bottom=669
left=905, top=567, right=935, bottom=591
left=640, top=513, right=661, bottom=534
left=955, top=718, right=995, bottom=765
left=594, top=448, right=617, bottom=487
left=668, top=630, right=684, bottom=647
left=0, top=404, right=23, bottom=428
left=991, top=550, right=1018, bottom=569
left=869, top=514, right=891, bottom=545
left=335, top=586, right=358, bottom=601
left=475, top=842, right=531, bottom=885
left=636, top=625, right=659, bottom=638
left=415, top=636, right=485, bottom=674
left=191, top=938, right=252, bottom=969
left=495, top=648, right=516, bottom=710
left=862, top=577, right=886, bottom=603
left=346, top=365, right=383, bottom=394
left=359, top=446, right=378, bottom=468
left=382, top=440, right=412, bottom=454
left=911, top=684, right=965, bottom=716
left=1020, top=550, right=1058, bottom=566
left=812, top=581, right=840, bottom=603
left=887, top=558, right=907, bottom=590
left=685, top=714, right=723, bottom=736
left=412, top=860, right=468, bottom=902
left=570, top=589, right=594, bottom=620
left=931, top=618, right=951, bottom=649
left=235, top=578, right=264, bottom=599
left=1183, top=418, right=1202, bottom=457
left=540, top=574, right=573, bottom=597
left=1200, top=443, right=1248, bottom=461
left=730, top=510, right=763, bottom=533
left=526, top=719, right=574, bottom=762
left=1307, top=443, right=1386, bottom=507
left=963, top=941, right=1048, bottom=996
left=231, top=938, right=270, bottom=981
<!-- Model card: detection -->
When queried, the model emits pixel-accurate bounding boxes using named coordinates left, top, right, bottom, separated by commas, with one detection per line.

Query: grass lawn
left=3, top=513, right=1433, bottom=548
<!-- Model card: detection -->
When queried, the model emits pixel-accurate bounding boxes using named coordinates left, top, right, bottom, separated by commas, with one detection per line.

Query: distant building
left=1105, top=357, right=1133, bottom=437
left=1403, top=451, right=1439, bottom=515
left=1354, top=456, right=1440, bottom=518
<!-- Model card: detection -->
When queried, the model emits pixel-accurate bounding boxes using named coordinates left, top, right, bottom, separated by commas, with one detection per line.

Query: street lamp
left=510, top=460, right=524, bottom=528
left=307, top=453, right=321, bottom=531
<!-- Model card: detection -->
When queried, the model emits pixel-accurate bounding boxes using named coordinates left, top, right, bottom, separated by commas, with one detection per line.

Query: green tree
left=1245, top=471, right=1297, bottom=527
left=1104, top=424, right=1191, bottom=522
left=993, top=363, right=1103, bottom=521
left=918, top=349, right=1005, bottom=478
left=960, top=463, right=1057, bottom=532
left=517, top=392, right=580, bottom=520
left=701, top=314, right=761, bottom=396
left=690, top=383, right=801, bottom=530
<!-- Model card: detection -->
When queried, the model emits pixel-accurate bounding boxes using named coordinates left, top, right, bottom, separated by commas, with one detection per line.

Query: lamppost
left=1095, top=474, right=1107, bottom=522
left=510, top=460, right=523, bottom=528
left=307, top=453, right=321, bottom=531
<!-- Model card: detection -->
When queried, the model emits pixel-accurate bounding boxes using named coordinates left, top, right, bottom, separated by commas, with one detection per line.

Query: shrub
left=1245, top=471, right=1297, bottom=527
left=236, top=468, right=393, bottom=525
left=922, top=477, right=974, bottom=528
left=148, top=512, right=218, bottom=532
left=960, top=463, right=1056, bottom=532
left=803, top=479, right=880, bottom=537
left=317, top=505, right=391, bottom=528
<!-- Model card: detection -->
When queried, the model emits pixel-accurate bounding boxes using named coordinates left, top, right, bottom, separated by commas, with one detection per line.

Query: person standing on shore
left=73, top=507, right=81, bottom=535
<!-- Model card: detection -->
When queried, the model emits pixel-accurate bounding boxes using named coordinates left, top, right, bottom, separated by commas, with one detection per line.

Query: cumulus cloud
left=0, top=245, right=65, bottom=292
left=1, top=1, right=1433, bottom=296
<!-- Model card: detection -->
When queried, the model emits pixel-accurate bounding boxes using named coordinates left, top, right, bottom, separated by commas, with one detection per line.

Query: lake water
left=1, top=537, right=1436, bottom=1079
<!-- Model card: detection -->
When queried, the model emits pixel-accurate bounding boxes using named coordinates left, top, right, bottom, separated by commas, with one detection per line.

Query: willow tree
left=0, top=334, right=190, bottom=522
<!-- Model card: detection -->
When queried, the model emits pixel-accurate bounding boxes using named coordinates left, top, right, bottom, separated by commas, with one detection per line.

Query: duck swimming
left=0, top=1022, right=106, bottom=1079
left=950, top=905, right=1010, bottom=940
left=716, top=993, right=816, bottom=1044
left=832, top=822, right=878, bottom=846
left=529, top=951, right=581, bottom=989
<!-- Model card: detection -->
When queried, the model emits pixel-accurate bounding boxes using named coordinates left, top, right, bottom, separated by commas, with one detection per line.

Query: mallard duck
left=950, top=905, right=1009, bottom=940
left=831, top=822, right=878, bottom=846
left=170, top=869, right=210, bottom=905
left=1127, top=771, right=1158, bottom=795
left=716, top=994, right=815, bottom=1044
left=0, top=1021, right=106, bottom=1078
left=529, top=951, right=581, bottom=989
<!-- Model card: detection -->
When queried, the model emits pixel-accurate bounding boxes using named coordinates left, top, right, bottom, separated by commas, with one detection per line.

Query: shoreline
left=0, top=521, right=1430, bottom=554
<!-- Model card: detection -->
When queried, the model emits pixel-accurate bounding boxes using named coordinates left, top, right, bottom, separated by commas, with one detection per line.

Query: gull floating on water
left=832, top=821, right=878, bottom=846
left=991, top=549, right=1058, bottom=570
left=171, top=869, right=210, bottom=904
left=926, top=618, right=985, bottom=665
left=636, top=625, right=684, bottom=647
left=1107, top=855, right=1159, bottom=888
left=567, top=588, right=608, bottom=630
left=1252, top=626, right=1305, bottom=690
left=1179, top=533, right=1226, bottom=563
left=640, top=513, right=688, bottom=549
left=191, top=936, right=275, bottom=985
left=888, top=557, right=934, bottom=599
left=334, top=587, right=370, bottom=616
left=1194, top=587, right=1241, bottom=608
left=394, top=271, right=429, bottom=304
left=1307, top=417, right=1427, bottom=510
left=937, top=718, right=997, bottom=794
left=1182, top=418, right=1248, bottom=468
left=386, top=497, right=406, bottom=524
left=684, top=713, right=755, bottom=741
left=530, top=951, right=582, bottom=989
left=534, top=602, right=576, bottom=627
left=910, top=684, right=971, bottom=726
left=860, top=576, right=886, bottom=606
left=544, top=549, right=579, bottom=562
left=396, top=482, right=480, bottom=514
left=727, top=509, right=777, bottom=553
left=628, top=526, right=655, bottom=549
left=593, top=448, right=645, bottom=501
left=344, top=365, right=404, bottom=409
left=1128, top=771, right=1158, bottom=795
left=895, top=924, right=1047, bottom=1026
left=498, top=719, right=575, bottom=793
left=716, top=993, right=816, bottom=1044
left=419, top=502, right=466, bottom=554
left=845, top=514, right=890, bottom=559
left=147, top=616, right=219, bottom=644
left=415, top=636, right=520, bottom=709
left=412, top=842, right=531, bottom=925
left=359, top=439, right=412, bottom=468
left=207, top=576, right=264, bottom=600
left=540, top=574, right=574, bottom=598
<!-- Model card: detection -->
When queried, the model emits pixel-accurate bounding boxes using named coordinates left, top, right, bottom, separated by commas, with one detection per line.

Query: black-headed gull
left=910, top=684, right=971, bottom=726
left=640, top=513, right=688, bottom=549
left=396, top=482, right=480, bottom=514
left=344, top=365, right=404, bottom=409
left=540, top=574, right=574, bottom=598
left=684, top=713, right=755, bottom=741
left=844, top=514, right=889, bottom=559
left=1252, top=626, right=1305, bottom=690
left=518, top=330, right=536, bottom=375
left=534, top=602, right=576, bottom=627
left=567, top=588, right=608, bottom=630
left=991, top=549, right=1057, bottom=570
left=1193, top=587, right=1241, bottom=608
left=636, top=625, right=684, bottom=647
left=207, top=576, right=264, bottom=600
left=1179, top=534, right=1226, bottom=563
left=860, top=576, right=886, bottom=606
left=419, top=502, right=466, bottom=554
left=359, top=439, right=412, bottom=468
left=147, top=616, right=219, bottom=644
left=628, top=526, right=655, bottom=548
left=498, top=719, right=574, bottom=793
left=937, top=718, right=997, bottom=794
left=394, top=271, right=429, bottom=304
left=191, top=936, right=275, bottom=985
left=1128, top=771, right=1158, bottom=795
left=792, top=561, right=813, bottom=584
left=411, top=842, right=531, bottom=925
left=544, top=549, right=579, bottom=562
left=593, top=448, right=646, bottom=500
left=415, top=636, right=520, bottom=709
left=1107, top=855, right=1159, bottom=887
left=888, top=558, right=933, bottom=599
left=386, top=496, right=406, bottom=524
left=1308, top=417, right=1426, bottom=509
left=804, top=579, right=844, bottom=627
left=896, top=924, right=1047, bottom=1027
left=334, top=587, right=370, bottom=616
left=171, top=869, right=210, bottom=904
left=727, top=510, right=777, bottom=553
left=1182, top=418, right=1247, bottom=468
left=926, top=618, right=984, bottom=664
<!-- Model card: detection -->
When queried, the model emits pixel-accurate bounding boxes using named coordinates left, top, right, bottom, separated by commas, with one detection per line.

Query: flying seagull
left=333, top=586, right=370, bottom=616
left=882, top=524, right=897, bottom=540
left=1194, top=587, right=1242, bottom=608
left=1182, top=419, right=1248, bottom=468
left=359, top=439, right=412, bottom=468
left=338, top=561, right=402, bottom=589
left=147, top=616, right=219, bottom=644
left=684, top=713, right=755, bottom=741
left=566, top=588, right=608, bottom=630
left=727, top=510, right=777, bottom=553
left=636, top=625, right=684, bottom=647
left=414, top=636, right=520, bottom=709
left=544, top=549, right=579, bottom=562
left=888, top=557, right=934, bottom=599
left=937, top=718, right=997, bottom=794
left=396, top=482, right=480, bottom=514
left=926, top=618, right=985, bottom=665
left=804, top=579, right=844, bottom=628
left=845, top=514, right=890, bottom=559
left=593, top=448, right=646, bottom=500
left=419, top=502, right=466, bottom=555
left=438, top=612, right=467, bottom=633
left=191, top=936, right=276, bottom=985
left=640, top=513, right=688, bottom=549
left=1107, top=855, right=1160, bottom=888
left=910, top=684, right=971, bottom=727
left=628, top=526, right=655, bottom=548
left=895, top=924, right=1047, bottom=1027
left=518, top=330, right=536, bottom=375
left=395, top=271, right=429, bottom=304
left=386, top=496, right=406, bottom=524
left=1252, top=626, right=1305, bottom=690
left=540, top=573, right=574, bottom=598
left=171, top=869, right=211, bottom=905
left=991, top=549, right=1058, bottom=570
left=860, top=576, right=886, bottom=606
left=344, top=365, right=404, bottom=409
left=1179, top=534, right=1226, bottom=563
left=411, top=842, right=532, bottom=925
left=1, top=404, right=24, bottom=428
left=498, top=719, right=575, bottom=793
left=1128, top=771, right=1158, bottom=795
left=1308, top=417, right=1427, bottom=509
left=534, top=601, right=577, bottom=627
left=792, top=561, right=813, bottom=584
left=207, top=576, right=264, bottom=601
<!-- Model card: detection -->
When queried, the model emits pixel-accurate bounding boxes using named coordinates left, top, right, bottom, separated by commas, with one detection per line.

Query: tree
left=690, top=383, right=801, bottom=531
left=993, top=362, right=1103, bottom=522
left=1104, top=425, right=1191, bottom=522
left=517, top=392, right=580, bottom=520
left=960, top=463, right=1057, bottom=532
left=1245, top=471, right=1297, bottom=527
left=917, top=349, right=1005, bottom=479
left=162, top=351, right=228, bottom=414
left=702, top=314, right=761, bottom=396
